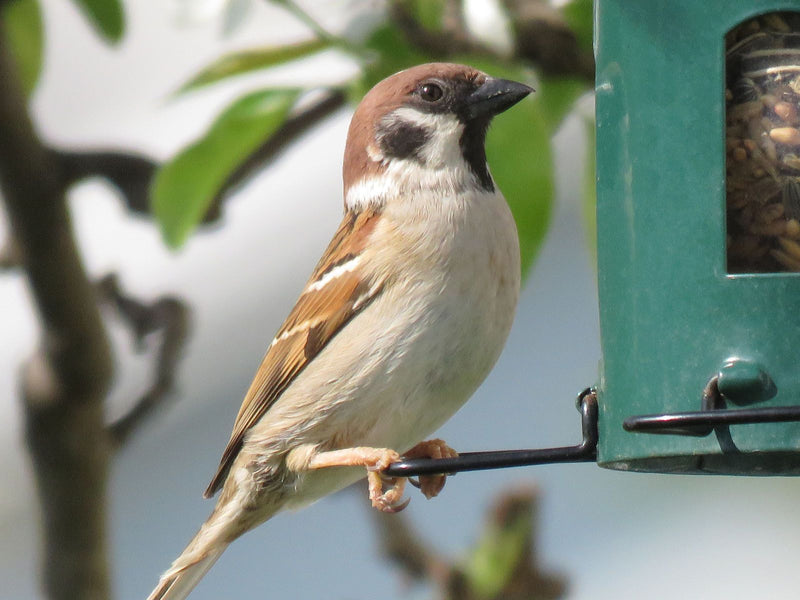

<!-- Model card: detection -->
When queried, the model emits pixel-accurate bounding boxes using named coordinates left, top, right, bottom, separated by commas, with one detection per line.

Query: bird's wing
left=204, top=208, right=385, bottom=497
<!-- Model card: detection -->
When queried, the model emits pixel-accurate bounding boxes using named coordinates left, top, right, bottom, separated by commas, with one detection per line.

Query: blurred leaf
left=176, top=39, right=329, bottom=95
left=402, top=0, right=445, bottom=30
left=537, top=76, right=589, bottom=134
left=582, top=114, right=596, bottom=259
left=152, top=88, right=300, bottom=248
left=222, top=0, right=252, bottom=36
left=350, top=25, right=430, bottom=101
left=457, top=55, right=528, bottom=83
left=562, top=0, right=593, bottom=53
left=488, top=88, right=554, bottom=278
left=2, top=0, right=43, bottom=97
left=464, top=508, right=531, bottom=598
left=71, top=0, right=124, bottom=43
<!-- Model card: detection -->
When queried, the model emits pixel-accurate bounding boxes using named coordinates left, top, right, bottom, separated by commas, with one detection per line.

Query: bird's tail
left=146, top=541, right=227, bottom=600
left=145, top=495, right=281, bottom=600
left=145, top=505, right=237, bottom=600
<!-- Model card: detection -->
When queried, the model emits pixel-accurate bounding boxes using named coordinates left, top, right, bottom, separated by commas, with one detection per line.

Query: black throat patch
left=459, top=118, right=493, bottom=191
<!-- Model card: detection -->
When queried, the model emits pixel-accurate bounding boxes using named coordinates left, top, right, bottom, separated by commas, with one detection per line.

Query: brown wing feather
left=204, top=209, right=382, bottom=497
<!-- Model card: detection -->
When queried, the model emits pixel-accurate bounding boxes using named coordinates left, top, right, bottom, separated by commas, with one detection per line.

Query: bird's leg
left=304, top=447, right=410, bottom=513
left=402, top=438, right=459, bottom=499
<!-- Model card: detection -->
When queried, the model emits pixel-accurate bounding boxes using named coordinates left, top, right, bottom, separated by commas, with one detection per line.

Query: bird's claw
left=358, top=441, right=458, bottom=512
left=402, top=438, right=459, bottom=499
left=368, top=470, right=408, bottom=512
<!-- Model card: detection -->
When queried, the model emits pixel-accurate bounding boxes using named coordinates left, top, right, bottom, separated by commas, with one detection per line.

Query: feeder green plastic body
left=595, top=0, right=800, bottom=473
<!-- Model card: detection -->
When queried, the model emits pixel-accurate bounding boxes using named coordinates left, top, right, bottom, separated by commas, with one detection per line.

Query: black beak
left=464, top=77, right=533, bottom=121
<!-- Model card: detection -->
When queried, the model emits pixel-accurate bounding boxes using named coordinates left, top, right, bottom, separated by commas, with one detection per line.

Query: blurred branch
left=97, top=274, right=191, bottom=447
left=0, top=18, right=114, bottom=600
left=389, top=0, right=594, bottom=82
left=50, top=148, right=158, bottom=216
left=43, top=90, right=345, bottom=234
left=505, top=0, right=594, bottom=81
left=213, top=88, right=346, bottom=206
left=369, top=484, right=566, bottom=600
left=389, top=0, right=472, bottom=56
left=0, top=232, right=22, bottom=269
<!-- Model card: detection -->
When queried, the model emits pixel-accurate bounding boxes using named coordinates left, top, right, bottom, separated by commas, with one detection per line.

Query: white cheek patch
left=390, top=107, right=465, bottom=168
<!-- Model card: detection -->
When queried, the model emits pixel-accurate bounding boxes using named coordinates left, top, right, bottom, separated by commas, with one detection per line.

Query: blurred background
left=2, top=1, right=800, bottom=599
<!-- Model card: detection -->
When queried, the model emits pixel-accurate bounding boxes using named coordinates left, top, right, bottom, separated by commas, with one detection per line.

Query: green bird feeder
left=596, top=1, right=800, bottom=474
left=387, top=0, right=800, bottom=482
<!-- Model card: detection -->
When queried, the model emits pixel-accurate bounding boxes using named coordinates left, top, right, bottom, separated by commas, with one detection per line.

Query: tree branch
left=388, top=0, right=594, bottom=83
left=49, top=148, right=158, bottom=216
left=0, top=232, right=22, bottom=269
left=505, top=0, right=594, bottom=81
left=41, top=90, right=346, bottom=231
left=96, top=274, right=191, bottom=447
left=214, top=89, right=347, bottom=205
left=0, top=19, right=114, bottom=600
left=368, top=485, right=566, bottom=600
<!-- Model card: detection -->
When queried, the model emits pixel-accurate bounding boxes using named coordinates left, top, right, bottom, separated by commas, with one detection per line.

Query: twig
left=388, top=1, right=472, bottom=57
left=0, top=19, right=114, bottom=600
left=388, top=0, right=594, bottom=83
left=97, top=274, right=191, bottom=448
left=504, top=0, right=594, bottom=81
left=367, top=489, right=452, bottom=585
left=0, top=232, right=22, bottom=269
left=368, top=484, right=566, bottom=600
left=50, top=148, right=158, bottom=216
left=214, top=89, right=346, bottom=203
left=44, top=91, right=346, bottom=229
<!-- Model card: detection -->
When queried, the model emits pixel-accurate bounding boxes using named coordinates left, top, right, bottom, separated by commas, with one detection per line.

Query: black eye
left=419, top=83, right=443, bottom=102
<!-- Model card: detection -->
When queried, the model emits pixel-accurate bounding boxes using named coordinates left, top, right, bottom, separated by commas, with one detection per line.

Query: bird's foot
left=368, top=471, right=409, bottom=513
left=305, top=446, right=410, bottom=513
left=403, top=438, right=458, bottom=499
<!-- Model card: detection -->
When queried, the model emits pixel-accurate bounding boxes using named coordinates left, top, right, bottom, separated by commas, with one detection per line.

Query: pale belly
left=247, top=192, right=521, bottom=509
left=280, top=251, right=518, bottom=506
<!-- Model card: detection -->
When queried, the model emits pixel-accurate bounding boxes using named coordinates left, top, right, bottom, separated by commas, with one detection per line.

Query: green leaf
left=350, top=25, right=430, bottom=101
left=464, top=509, right=532, bottom=598
left=537, top=76, right=589, bottom=134
left=176, top=39, right=330, bottom=95
left=562, top=0, right=593, bottom=53
left=402, top=0, right=445, bottom=31
left=2, top=0, right=43, bottom=97
left=152, top=88, right=300, bottom=248
left=455, top=56, right=528, bottom=84
left=582, top=115, right=597, bottom=259
left=70, top=0, right=124, bottom=44
left=488, top=93, right=554, bottom=279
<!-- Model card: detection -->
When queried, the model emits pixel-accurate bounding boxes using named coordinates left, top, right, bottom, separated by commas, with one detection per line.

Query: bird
left=146, top=62, right=530, bottom=600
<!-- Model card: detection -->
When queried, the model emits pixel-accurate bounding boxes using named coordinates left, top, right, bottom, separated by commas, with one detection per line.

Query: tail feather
left=147, top=485, right=281, bottom=599
left=146, top=544, right=227, bottom=600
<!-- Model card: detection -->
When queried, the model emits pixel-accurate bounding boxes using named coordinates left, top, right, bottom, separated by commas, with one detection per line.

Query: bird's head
left=343, top=63, right=532, bottom=211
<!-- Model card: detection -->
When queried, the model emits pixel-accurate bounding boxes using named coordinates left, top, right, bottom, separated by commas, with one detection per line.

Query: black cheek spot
left=377, top=121, right=431, bottom=161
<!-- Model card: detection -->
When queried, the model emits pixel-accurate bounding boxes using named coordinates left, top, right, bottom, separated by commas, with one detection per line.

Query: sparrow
left=147, top=62, right=530, bottom=600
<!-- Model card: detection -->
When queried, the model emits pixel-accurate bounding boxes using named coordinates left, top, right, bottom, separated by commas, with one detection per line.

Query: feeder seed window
left=726, top=11, right=800, bottom=273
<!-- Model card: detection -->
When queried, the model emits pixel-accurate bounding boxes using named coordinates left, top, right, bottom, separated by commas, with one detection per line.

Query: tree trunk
left=0, top=17, right=114, bottom=600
